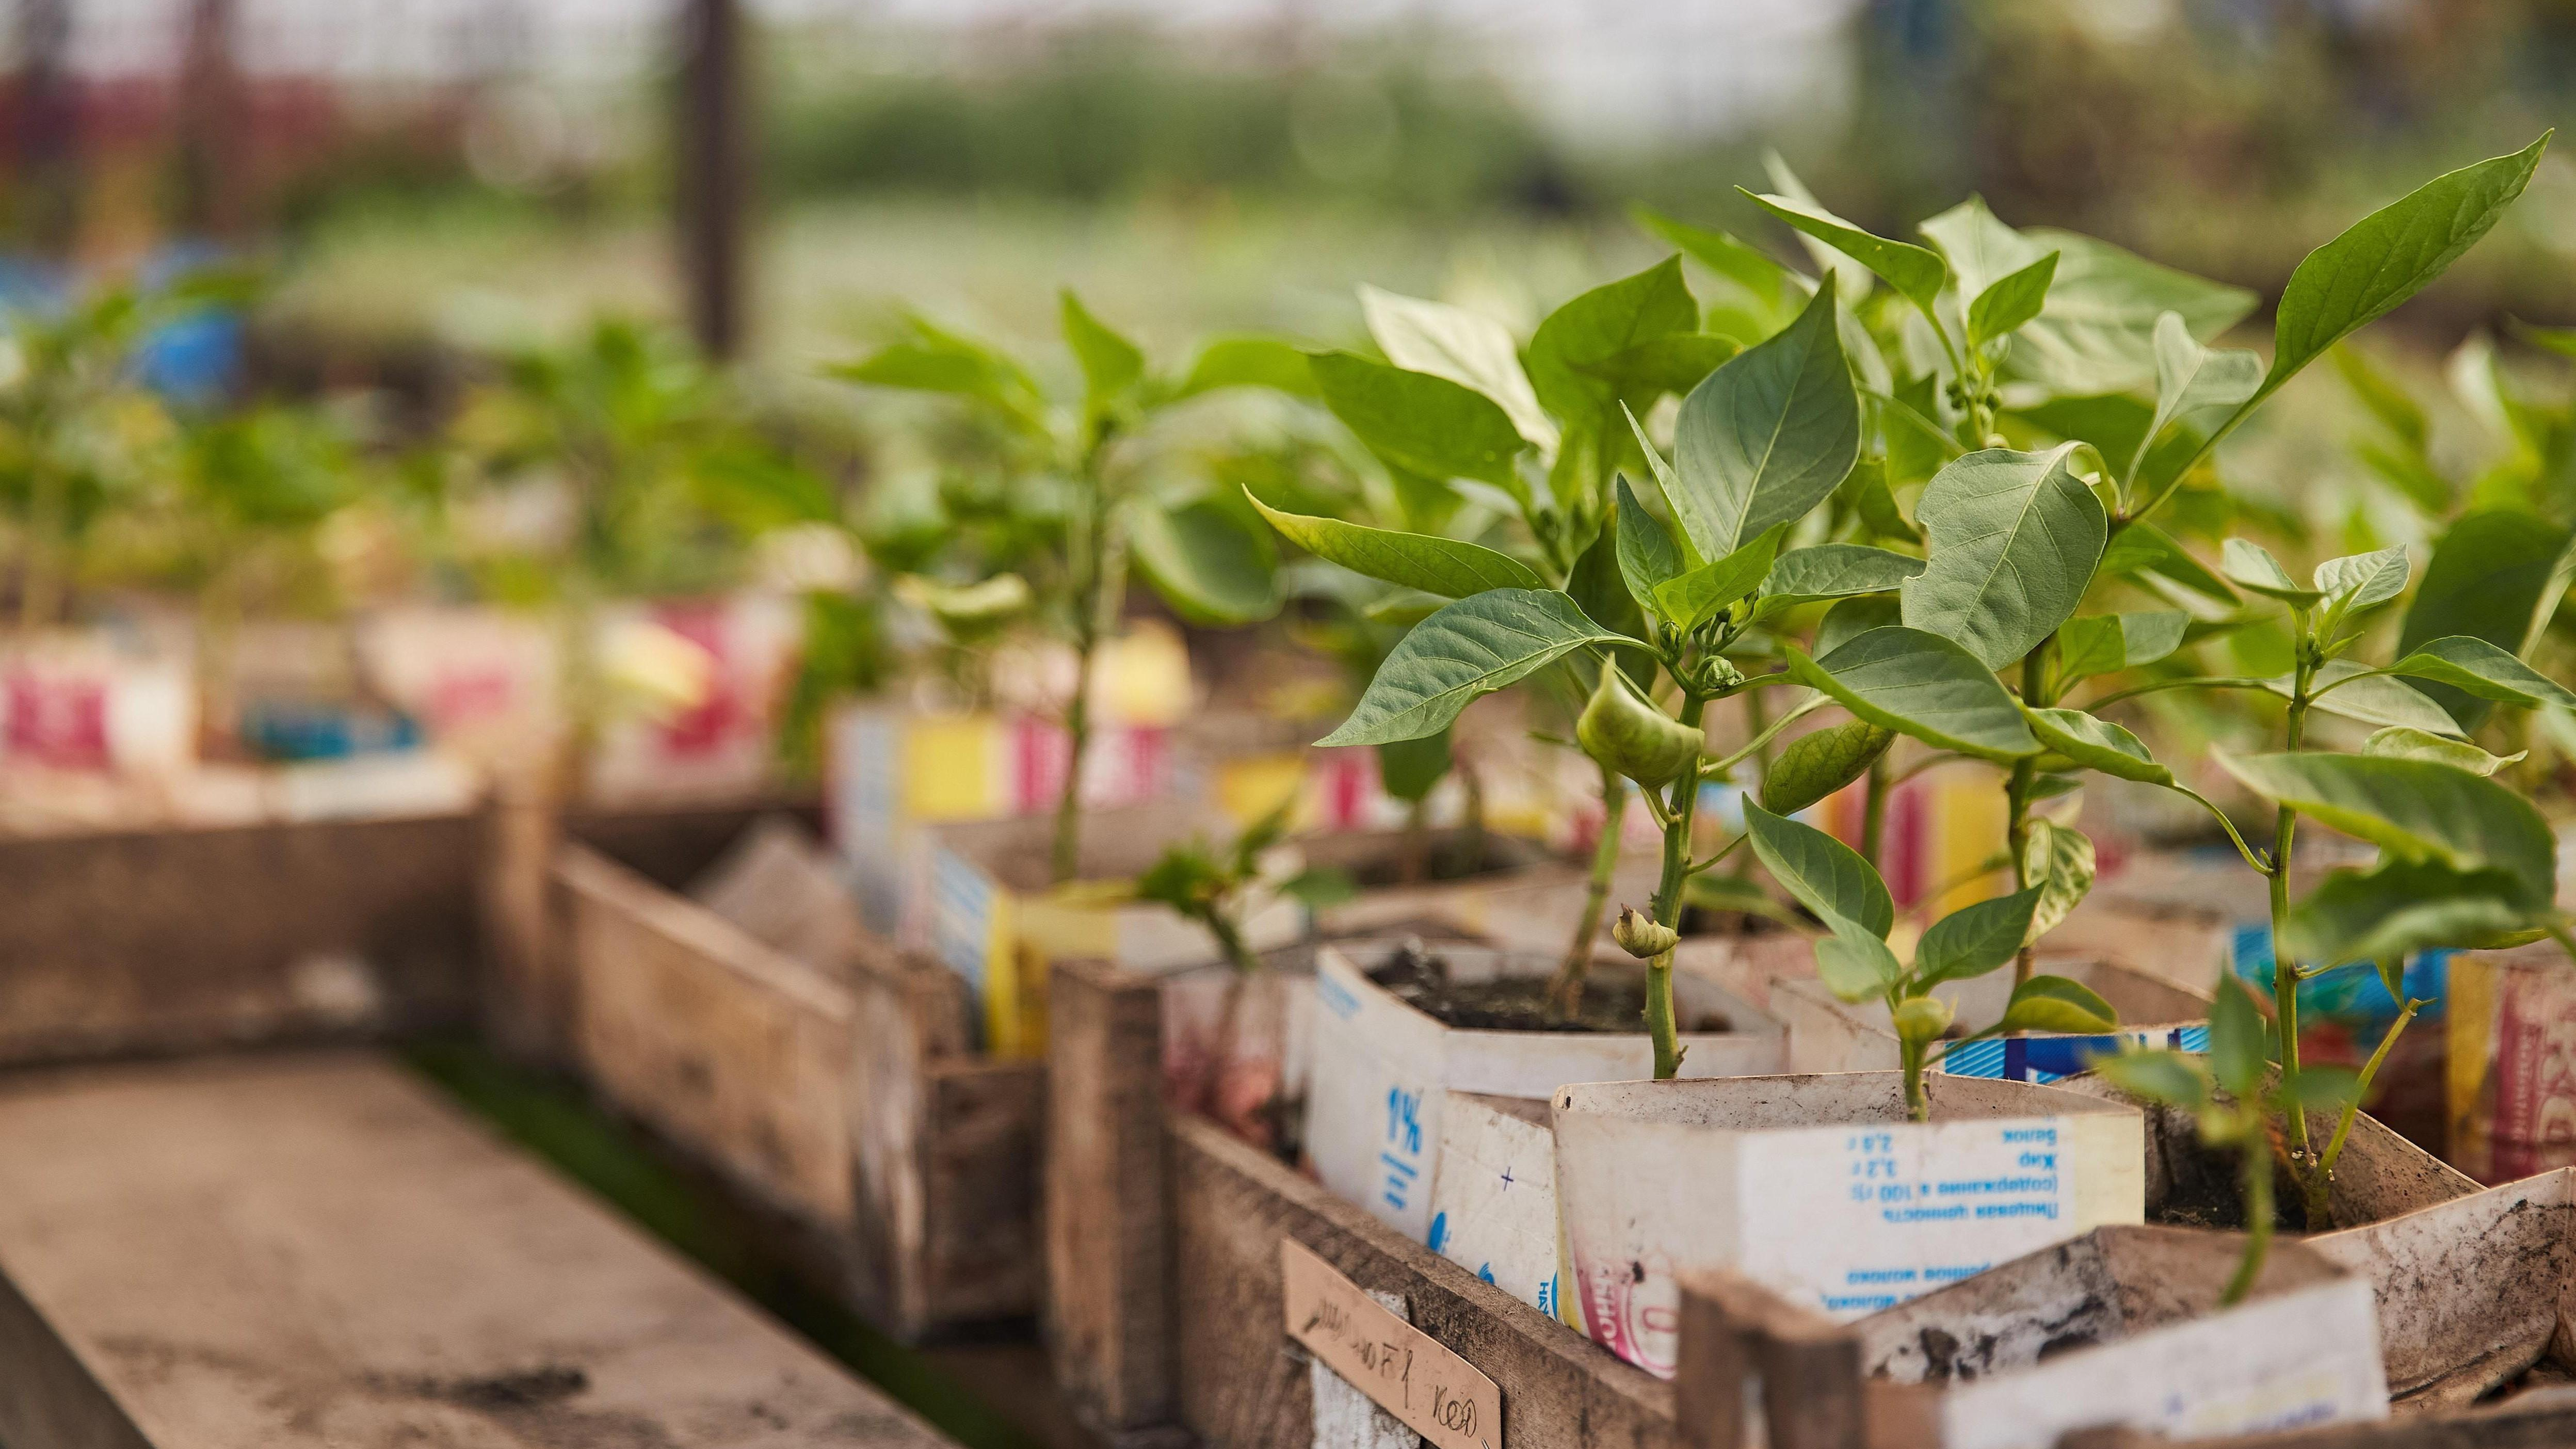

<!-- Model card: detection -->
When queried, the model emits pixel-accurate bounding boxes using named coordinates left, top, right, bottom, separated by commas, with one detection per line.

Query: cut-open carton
left=1554, top=1071, right=2145, bottom=1377
left=1775, top=956, right=2211, bottom=1080
left=1307, top=938, right=1784, bottom=1246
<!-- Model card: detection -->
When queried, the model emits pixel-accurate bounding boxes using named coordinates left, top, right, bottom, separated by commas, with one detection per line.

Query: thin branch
left=2165, top=784, right=2274, bottom=877
left=1700, top=690, right=1828, bottom=780
left=2082, top=675, right=2274, bottom=711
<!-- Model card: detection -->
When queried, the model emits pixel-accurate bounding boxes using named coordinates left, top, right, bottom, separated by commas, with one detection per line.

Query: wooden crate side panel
left=0, top=814, right=478, bottom=1065
left=1168, top=1113, right=1675, bottom=1449
left=560, top=846, right=857, bottom=1227
left=921, top=1059, right=1045, bottom=1328
left=1045, top=959, right=1174, bottom=1431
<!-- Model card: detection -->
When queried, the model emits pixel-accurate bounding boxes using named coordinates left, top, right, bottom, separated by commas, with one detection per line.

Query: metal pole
left=676, top=0, right=747, bottom=361
left=14, top=0, right=79, bottom=255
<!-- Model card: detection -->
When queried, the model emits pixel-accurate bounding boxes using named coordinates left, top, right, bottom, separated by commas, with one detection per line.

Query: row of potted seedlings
left=529, top=132, right=2576, bottom=1449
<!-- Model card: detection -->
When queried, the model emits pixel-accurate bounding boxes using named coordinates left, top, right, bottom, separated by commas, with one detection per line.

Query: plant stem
left=2318, top=997, right=2420, bottom=1183
left=1050, top=631, right=1097, bottom=885
left=1049, top=437, right=1116, bottom=886
left=1901, top=1032, right=1930, bottom=1123
left=2005, top=650, right=2045, bottom=986
left=2221, top=1122, right=2274, bottom=1307
left=1644, top=694, right=1711, bottom=1081
left=1552, top=763, right=1627, bottom=1018
left=2273, top=637, right=2319, bottom=1224
left=1861, top=754, right=1890, bottom=867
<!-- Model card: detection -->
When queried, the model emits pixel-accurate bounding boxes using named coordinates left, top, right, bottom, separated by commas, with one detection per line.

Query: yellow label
left=1926, top=769, right=2009, bottom=917
left=2449, top=953, right=2499, bottom=1153
left=905, top=716, right=1002, bottom=822
left=1218, top=752, right=1309, bottom=829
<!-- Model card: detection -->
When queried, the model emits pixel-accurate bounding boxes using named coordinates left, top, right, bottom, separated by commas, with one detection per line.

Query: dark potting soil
left=1366, top=942, right=1732, bottom=1035
left=2145, top=1136, right=2305, bottom=1232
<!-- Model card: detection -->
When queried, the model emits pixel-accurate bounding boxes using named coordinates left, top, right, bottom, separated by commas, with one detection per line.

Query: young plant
left=835, top=299, right=1289, bottom=881
left=1247, top=260, right=1757, bottom=1007
left=2092, top=981, right=2361, bottom=1305
left=1741, top=801, right=2112, bottom=1120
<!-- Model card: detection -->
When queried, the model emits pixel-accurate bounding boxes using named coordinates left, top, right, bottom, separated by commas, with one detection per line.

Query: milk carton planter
left=1552, top=1072, right=2146, bottom=1377
left=554, top=828, right=1042, bottom=1341
left=913, top=804, right=1306, bottom=1058
left=1306, top=938, right=1784, bottom=1244
left=1775, top=955, right=2212, bottom=1077
left=1677, top=1225, right=2390, bottom=1449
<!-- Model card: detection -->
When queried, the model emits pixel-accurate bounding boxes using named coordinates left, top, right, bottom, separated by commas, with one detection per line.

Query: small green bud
left=1576, top=665, right=1704, bottom=786
left=1612, top=905, right=1680, bottom=960
left=1892, top=994, right=1956, bottom=1046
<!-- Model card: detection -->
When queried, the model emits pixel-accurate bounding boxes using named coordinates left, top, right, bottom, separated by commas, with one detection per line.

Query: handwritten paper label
left=1281, top=1240, right=1501, bottom=1449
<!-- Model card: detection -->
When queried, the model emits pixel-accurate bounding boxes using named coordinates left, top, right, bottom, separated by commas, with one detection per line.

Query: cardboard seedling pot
left=1297, top=825, right=1576, bottom=942
left=1553, top=1071, right=2145, bottom=1377
left=1774, top=956, right=2212, bottom=1080
left=1424, top=1090, right=1566, bottom=1317
left=1306, top=937, right=1784, bottom=1245
left=1849, top=1224, right=2389, bottom=1448
left=556, top=822, right=1041, bottom=1341
left=912, top=803, right=1306, bottom=1059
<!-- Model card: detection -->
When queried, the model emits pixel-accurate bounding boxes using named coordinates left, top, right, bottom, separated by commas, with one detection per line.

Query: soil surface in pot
left=2148, top=1137, right=2304, bottom=1231
left=1366, top=942, right=1732, bottom=1034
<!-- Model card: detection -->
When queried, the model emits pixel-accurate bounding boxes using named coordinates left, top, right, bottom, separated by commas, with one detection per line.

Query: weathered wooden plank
left=0, top=1051, right=953, bottom=1449
left=0, top=812, right=479, bottom=1066
left=1168, top=1109, right=1675, bottom=1449
left=1046, top=958, right=1177, bottom=1435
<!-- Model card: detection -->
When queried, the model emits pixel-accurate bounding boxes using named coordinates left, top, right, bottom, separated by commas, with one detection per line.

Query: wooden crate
left=556, top=840, right=1043, bottom=1340
left=1045, top=957, right=1677, bottom=1449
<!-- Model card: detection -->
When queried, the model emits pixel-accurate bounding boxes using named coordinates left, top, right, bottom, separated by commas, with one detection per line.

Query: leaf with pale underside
left=1245, top=492, right=1543, bottom=599
left=1359, top=285, right=1556, bottom=452
left=1319, top=590, right=1625, bottom=747
left=1902, top=445, right=2106, bottom=671
left=2100, top=524, right=2238, bottom=602
left=1309, top=350, right=1528, bottom=491
left=2365, top=726, right=2524, bottom=776
left=2385, top=636, right=2576, bottom=711
left=2218, top=751, right=2557, bottom=908
left=1788, top=626, right=2039, bottom=762
left=1968, top=253, right=2059, bottom=349
left=2024, top=707, right=2174, bottom=786
left=2057, top=611, right=2189, bottom=682
left=2220, top=538, right=2322, bottom=605
left=2288, top=858, right=2543, bottom=969
left=1656, top=524, right=1788, bottom=629
left=2313, top=546, right=2411, bottom=617
left=1997, top=974, right=2119, bottom=1035
left=1667, top=287, right=1860, bottom=559
left=2137, top=310, right=2260, bottom=475
left=1741, top=190, right=1949, bottom=319
left=1758, top=545, right=1926, bottom=613
left=1614, top=475, right=1685, bottom=609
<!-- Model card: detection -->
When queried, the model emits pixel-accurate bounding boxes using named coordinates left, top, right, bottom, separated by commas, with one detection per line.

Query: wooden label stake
left=1281, top=1239, right=1502, bottom=1449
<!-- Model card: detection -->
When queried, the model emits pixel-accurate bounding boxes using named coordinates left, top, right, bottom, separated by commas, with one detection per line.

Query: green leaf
left=1179, top=337, right=1317, bottom=399
left=2287, top=858, right=2539, bottom=968
left=1837, top=460, right=1921, bottom=544
left=2281, top=1066, right=2365, bottom=1114
left=1129, top=498, right=1281, bottom=625
left=2220, top=538, right=2323, bottom=605
left=2007, top=230, right=2260, bottom=398
left=1615, top=475, right=1686, bottom=609
left=2217, top=750, right=2557, bottom=908
left=831, top=324, right=1041, bottom=424
left=1917, top=887, right=2045, bottom=986
left=2207, top=977, right=2267, bottom=1100
left=2333, top=343, right=2430, bottom=447
left=1359, top=285, right=1555, bottom=452
left=1788, top=626, right=2040, bottom=762
left=1667, top=287, right=1860, bottom=558
left=1967, top=252, right=2059, bottom=349
left=1902, top=445, right=2108, bottom=671
left=1568, top=521, right=1659, bottom=687
left=1631, top=204, right=1803, bottom=317
left=2024, top=708, right=2174, bottom=786
left=2385, top=636, right=2576, bottom=711
left=1815, top=595, right=1902, bottom=657
left=1893, top=994, right=1957, bottom=1046
left=2091, top=1049, right=2210, bottom=1109
left=2400, top=510, right=2576, bottom=729
left=2058, top=611, right=2189, bottom=682
left=1061, top=291, right=1146, bottom=408
left=2364, top=726, right=2524, bottom=776
left=1655, top=524, right=1787, bottom=629
left=1376, top=729, right=1454, bottom=804
left=2140, top=310, right=2262, bottom=468
left=1575, top=336, right=1741, bottom=398
left=1744, top=800, right=1895, bottom=939
left=2100, top=523, right=2239, bottom=603
left=1758, top=545, right=1926, bottom=611
left=2262, top=135, right=2551, bottom=408
left=1919, top=196, right=2047, bottom=304
left=1525, top=257, right=1700, bottom=418
left=1741, top=190, right=1950, bottom=317
left=2289, top=662, right=2466, bottom=738
left=1244, top=492, right=1544, bottom=599
left=1761, top=719, right=1895, bottom=816
left=1320, top=590, right=1625, bottom=747
left=1999, top=974, right=2119, bottom=1035
left=1309, top=350, right=1528, bottom=491
left=2313, top=546, right=2411, bottom=617
left=1280, top=866, right=1360, bottom=911
left=2021, top=819, right=2098, bottom=947
left=1818, top=916, right=1907, bottom=1004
